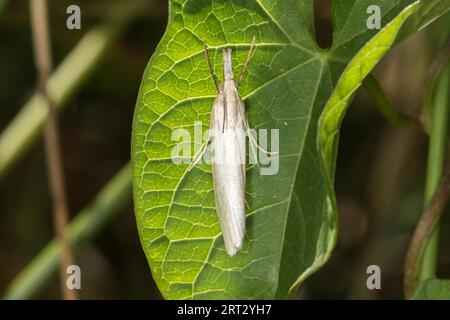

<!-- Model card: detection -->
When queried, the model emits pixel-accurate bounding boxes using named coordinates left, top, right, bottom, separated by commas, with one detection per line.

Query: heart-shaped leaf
left=132, top=0, right=449, bottom=299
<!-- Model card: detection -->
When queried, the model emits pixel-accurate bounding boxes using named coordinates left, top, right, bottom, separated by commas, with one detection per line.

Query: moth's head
left=222, top=48, right=234, bottom=81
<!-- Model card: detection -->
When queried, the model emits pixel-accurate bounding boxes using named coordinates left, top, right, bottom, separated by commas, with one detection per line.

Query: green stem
left=363, top=74, right=412, bottom=127
left=0, top=0, right=146, bottom=180
left=419, top=64, right=449, bottom=281
left=417, top=16, right=450, bottom=285
left=2, top=164, right=131, bottom=299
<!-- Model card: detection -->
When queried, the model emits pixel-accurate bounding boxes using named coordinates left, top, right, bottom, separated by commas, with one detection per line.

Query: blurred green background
left=0, top=0, right=449, bottom=299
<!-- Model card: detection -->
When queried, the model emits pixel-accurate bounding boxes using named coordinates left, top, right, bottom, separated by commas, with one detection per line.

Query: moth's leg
left=245, top=117, right=278, bottom=156
left=246, top=124, right=259, bottom=167
left=238, top=36, right=256, bottom=86
left=234, top=88, right=278, bottom=158
left=244, top=197, right=250, bottom=210
left=234, top=89, right=258, bottom=165
left=188, top=133, right=211, bottom=171
left=204, top=43, right=219, bottom=94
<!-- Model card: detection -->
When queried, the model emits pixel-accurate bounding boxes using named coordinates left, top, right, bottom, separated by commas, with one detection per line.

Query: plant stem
left=0, top=0, right=147, bottom=180
left=363, top=74, right=414, bottom=128
left=404, top=157, right=450, bottom=298
left=30, top=0, right=76, bottom=300
left=2, top=164, right=131, bottom=300
left=418, top=21, right=450, bottom=285
left=404, top=30, right=450, bottom=298
left=419, top=63, right=449, bottom=277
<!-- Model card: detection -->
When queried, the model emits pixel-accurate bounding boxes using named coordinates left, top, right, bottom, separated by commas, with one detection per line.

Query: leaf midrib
left=275, top=61, right=325, bottom=297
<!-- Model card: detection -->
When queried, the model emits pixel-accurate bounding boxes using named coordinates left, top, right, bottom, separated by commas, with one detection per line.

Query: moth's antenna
left=204, top=42, right=219, bottom=93
left=238, top=36, right=256, bottom=86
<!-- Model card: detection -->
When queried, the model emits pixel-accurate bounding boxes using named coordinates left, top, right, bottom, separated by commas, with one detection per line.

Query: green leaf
left=132, top=0, right=449, bottom=299
left=320, top=0, right=450, bottom=172
left=413, top=279, right=450, bottom=300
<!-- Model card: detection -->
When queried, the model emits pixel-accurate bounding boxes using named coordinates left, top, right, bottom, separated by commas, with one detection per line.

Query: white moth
left=189, top=39, right=257, bottom=256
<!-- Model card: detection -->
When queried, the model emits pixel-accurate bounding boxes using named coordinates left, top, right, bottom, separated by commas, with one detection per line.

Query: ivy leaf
left=413, top=279, right=450, bottom=300
left=132, top=0, right=449, bottom=299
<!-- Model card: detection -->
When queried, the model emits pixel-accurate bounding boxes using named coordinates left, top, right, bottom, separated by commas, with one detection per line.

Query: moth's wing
left=211, top=90, right=246, bottom=256
left=233, top=90, right=248, bottom=180
left=188, top=133, right=210, bottom=171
